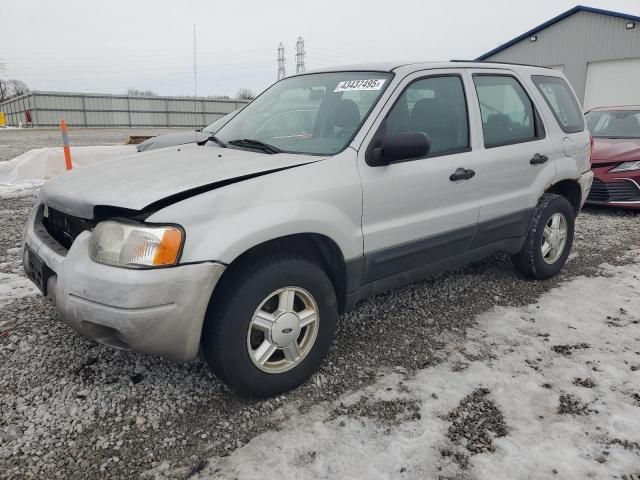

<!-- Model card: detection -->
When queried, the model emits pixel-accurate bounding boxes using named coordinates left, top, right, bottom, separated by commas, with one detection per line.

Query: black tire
left=201, top=255, right=338, bottom=398
left=512, top=193, right=575, bottom=280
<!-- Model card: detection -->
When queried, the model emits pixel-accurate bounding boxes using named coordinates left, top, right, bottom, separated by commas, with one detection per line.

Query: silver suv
left=23, top=62, right=593, bottom=397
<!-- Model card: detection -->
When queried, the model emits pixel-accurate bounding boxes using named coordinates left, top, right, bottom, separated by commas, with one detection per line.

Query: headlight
left=610, top=161, right=640, bottom=173
left=89, top=221, right=184, bottom=268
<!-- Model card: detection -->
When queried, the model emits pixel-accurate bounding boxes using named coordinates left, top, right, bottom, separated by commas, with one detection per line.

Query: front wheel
left=201, top=256, right=338, bottom=398
left=512, top=193, right=575, bottom=280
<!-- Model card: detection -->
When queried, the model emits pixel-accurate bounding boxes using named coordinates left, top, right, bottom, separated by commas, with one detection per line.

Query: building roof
left=477, top=5, right=640, bottom=60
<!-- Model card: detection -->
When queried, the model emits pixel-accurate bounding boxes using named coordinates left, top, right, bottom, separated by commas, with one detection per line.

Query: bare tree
left=8, top=79, right=29, bottom=97
left=0, top=78, right=31, bottom=102
left=0, top=61, right=8, bottom=102
left=236, top=88, right=255, bottom=100
left=126, top=88, right=158, bottom=97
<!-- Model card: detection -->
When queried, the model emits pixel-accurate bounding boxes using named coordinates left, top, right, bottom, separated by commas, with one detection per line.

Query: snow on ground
left=0, top=190, right=41, bottom=307
left=0, top=271, right=40, bottom=308
left=0, top=181, right=41, bottom=199
left=151, top=253, right=640, bottom=480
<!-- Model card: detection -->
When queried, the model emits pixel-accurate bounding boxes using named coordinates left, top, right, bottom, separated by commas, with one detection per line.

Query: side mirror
left=370, top=131, right=430, bottom=166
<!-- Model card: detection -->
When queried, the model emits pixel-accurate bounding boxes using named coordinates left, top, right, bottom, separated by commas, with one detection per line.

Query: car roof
left=303, top=61, right=555, bottom=76
left=587, top=105, right=640, bottom=112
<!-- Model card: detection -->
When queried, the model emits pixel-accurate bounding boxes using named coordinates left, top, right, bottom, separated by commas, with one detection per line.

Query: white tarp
left=0, top=146, right=137, bottom=187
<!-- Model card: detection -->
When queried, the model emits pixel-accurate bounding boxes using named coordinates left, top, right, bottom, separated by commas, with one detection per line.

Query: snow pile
left=0, top=146, right=137, bottom=186
left=152, top=254, right=640, bottom=480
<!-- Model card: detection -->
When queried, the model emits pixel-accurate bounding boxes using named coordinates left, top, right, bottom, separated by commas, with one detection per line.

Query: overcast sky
left=2, top=0, right=639, bottom=98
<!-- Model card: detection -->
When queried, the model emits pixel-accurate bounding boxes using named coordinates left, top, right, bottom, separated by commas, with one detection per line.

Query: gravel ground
left=0, top=190, right=639, bottom=479
left=0, top=128, right=190, bottom=163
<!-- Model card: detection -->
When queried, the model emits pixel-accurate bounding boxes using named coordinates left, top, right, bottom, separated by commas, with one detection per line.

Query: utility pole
left=277, top=42, right=286, bottom=80
left=193, top=24, right=198, bottom=129
left=295, top=37, right=306, bottom=74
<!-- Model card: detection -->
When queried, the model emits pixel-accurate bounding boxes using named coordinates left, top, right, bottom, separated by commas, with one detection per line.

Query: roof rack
left=449, top=59, right=551, bottom=69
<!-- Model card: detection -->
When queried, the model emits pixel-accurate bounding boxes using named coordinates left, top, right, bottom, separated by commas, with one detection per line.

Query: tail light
left=588, top=135, right=594, bottom=168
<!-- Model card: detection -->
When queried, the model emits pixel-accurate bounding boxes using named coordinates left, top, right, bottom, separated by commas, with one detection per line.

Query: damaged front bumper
left=22, top=205, right=225, bottom=362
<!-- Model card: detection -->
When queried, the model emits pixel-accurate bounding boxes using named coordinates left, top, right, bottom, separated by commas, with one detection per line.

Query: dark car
left=585, top=106, right=640, bottom=209
left=137, top=110, right=240, bottom=152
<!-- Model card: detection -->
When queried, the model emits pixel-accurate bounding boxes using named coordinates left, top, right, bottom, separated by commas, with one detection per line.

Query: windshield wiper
left=197, top=134, right=226, bottom=148
left=227, top=138, right=282, bottom=154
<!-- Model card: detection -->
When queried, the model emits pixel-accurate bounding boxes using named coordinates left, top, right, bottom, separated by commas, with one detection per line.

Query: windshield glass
left=586, top=110, right=640, bottom=139
left=203, top=110, right=239, bottom=134
left=214, top=71, right=393, bottom=155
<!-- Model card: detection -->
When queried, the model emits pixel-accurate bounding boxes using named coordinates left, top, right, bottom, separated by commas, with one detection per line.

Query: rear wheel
left=201, top=255, right=338, bottom=397
left=512, top=193, right=575, bottom=280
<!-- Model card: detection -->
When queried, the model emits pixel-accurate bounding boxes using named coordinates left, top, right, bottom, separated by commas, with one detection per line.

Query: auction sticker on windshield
left=334, top=79, right=386, bottom=92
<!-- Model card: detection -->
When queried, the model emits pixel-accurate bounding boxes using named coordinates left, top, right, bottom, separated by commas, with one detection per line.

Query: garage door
left=584, top=58, right=640, bottom=110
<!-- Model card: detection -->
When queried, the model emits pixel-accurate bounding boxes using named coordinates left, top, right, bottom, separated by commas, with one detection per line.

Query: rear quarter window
left=532, top=75, right=585, bottom=134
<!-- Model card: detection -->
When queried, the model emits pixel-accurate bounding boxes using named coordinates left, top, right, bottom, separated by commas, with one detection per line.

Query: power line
left=277, top=42, right=286, bottom=80
left=295, top=37, right=306, bottom=74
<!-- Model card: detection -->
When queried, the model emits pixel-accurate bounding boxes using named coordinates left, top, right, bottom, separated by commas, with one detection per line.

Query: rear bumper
left=23, top=205, right=225, bottom=362
left=578, top=170, right=594, bottom=208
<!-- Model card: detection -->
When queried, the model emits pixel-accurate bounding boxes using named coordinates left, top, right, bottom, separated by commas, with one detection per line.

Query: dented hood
left=40, top=143, right=320, bottom=219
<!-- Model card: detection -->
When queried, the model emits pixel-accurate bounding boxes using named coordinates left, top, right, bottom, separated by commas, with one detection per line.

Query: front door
left=357, top=70, right=482, bottom=284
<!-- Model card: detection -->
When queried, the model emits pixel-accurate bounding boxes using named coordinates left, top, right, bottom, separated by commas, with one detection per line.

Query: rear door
left=358, top=69, right=481, bottom=284
left=467, top=69, right=557, bottom=247
left=531, top=74, right=590, bottom=176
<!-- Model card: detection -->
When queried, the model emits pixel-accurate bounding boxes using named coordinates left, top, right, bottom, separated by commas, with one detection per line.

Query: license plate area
left=24, top=247, right=53, bottom=295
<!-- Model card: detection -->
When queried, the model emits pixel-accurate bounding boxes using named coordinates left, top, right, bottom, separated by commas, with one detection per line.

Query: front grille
left=43, top=207, right=95, bottom=249
left=586, top=178, right=640, bottom=204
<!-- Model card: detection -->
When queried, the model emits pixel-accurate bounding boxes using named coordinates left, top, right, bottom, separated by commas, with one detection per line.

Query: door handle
left=449, top=167, right=475, bottom=181
left=530, top=153, right=549, bottom=165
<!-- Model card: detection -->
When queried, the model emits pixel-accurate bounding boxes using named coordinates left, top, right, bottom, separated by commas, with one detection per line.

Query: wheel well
left=547, top=180, right=582, bottom=214
left=221, top=234, right=348, bottom=313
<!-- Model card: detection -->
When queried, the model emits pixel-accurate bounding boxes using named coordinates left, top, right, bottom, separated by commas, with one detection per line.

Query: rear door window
left=473, top=75, right=544, bottom=148
left=532, top=75, right=585, bottom=133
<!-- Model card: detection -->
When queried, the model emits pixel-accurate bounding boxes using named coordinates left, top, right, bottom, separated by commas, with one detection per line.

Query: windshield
left=586, top=110, right=640, bottom=139
left=214, top=71, right=393, bottom=155
left=203, top=110, right=239, bottom=134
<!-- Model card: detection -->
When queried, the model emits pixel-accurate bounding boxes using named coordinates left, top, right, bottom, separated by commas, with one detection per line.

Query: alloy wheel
left=541, top=212, right=568, bottom=264
left=247, top=287, right=320, bottom=374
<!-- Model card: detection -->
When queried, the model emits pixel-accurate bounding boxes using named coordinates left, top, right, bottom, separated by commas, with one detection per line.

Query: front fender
left=147, top=150, right=363, bottom=265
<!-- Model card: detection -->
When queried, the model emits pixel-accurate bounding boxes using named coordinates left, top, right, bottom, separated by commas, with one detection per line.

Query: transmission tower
left=277, top=42, right=286, bottom=80
left=295, top=37, right=306, bottom=74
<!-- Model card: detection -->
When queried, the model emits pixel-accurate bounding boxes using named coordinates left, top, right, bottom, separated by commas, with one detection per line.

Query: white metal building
left=0, top=91, right=248, bottom=128
left=477, top=5, right=640, bottom=110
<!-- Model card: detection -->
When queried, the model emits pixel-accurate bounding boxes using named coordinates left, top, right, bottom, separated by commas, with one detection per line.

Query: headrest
left=486, top=113, right=511, bottom=127
left=334, top=99, right=360, bottom=128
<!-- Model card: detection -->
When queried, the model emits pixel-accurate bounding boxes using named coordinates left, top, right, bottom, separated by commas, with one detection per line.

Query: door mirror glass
left=371, top=131, right=431, bottom=166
